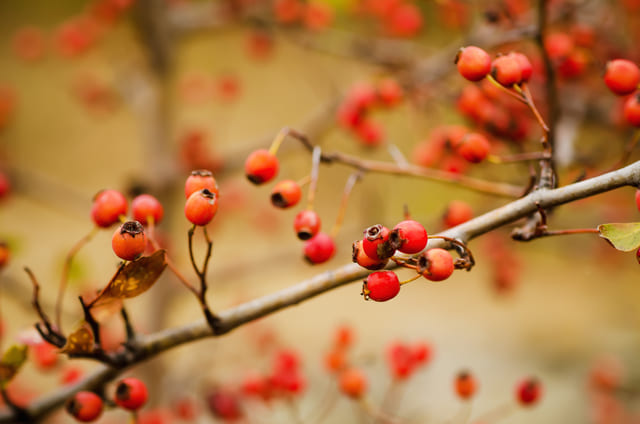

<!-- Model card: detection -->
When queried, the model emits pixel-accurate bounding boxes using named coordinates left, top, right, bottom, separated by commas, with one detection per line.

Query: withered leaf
left=0, top=345, right=28, bottom=386
left=89, top=250, right=167, bottom=308
left=60, top=324, right=94, bottom=354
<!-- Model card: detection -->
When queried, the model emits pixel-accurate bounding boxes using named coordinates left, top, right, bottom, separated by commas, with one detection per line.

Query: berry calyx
left=455, top=371, right=477, bottom=400
left=457, top=132, right=490, bottom=163
left=491, top=55, right=523, bottom=87
left=112, top=221, right=147, bottom=261
left=184, top=189, right=218, bottom=226
left=132, top=194, right=164, bottom=226
left=271, top=180, right=302, bottom=209
left=516, top=378, right=541, bottom=406
left=362, top=271, right=400, bottom=302
left=245, top=149, right=279, bottom=184
left=389, top=220, right=428, bottom=254
left=623, top=92, right=640, bottom=127
left=90, top=189, right=127, bottom=228
left=455, top=46, right=491, bottom=82
left=604, top=59, right=640, bottom=96
left=362, top=224, right=393, bottom=261
left=185, top=169, right=219, bottom=198
left=339, top=368, right=367, bottom=398
left=66, top=391, right=103, bottom=422
left=304, top=232, right=335, bottom=264
left=114, top=377, right=149, bottom=411
left=418, top=248, right=454, bottom=282
left=353, top=240, right=388, bottom=270
left=294, top=210, right=321, bottom=240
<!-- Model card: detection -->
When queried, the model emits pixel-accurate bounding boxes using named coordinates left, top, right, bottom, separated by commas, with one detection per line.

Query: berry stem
left=515, top=83, right=550, bottom=133
left=25, top=267, right=66, bottom=347
left=148, top=220, right=198, bottom=295
left=399, top=274, right=421, bottom=285
left=296, top=174, right=311, bottom=187
left=330, top=172, right=362, bottom=238
left=55, top=226, right=99, bottom=332
left=307, top=145, right=322, bottom=210
left=450, top=401, right=472, bottom=424
left=269, top=126, right=290, bottom=155
left=187, top=225, right=220, bottom=333
left=485, top=75, right=528, bottom=104
left=428, top=236, right=475, bottom=270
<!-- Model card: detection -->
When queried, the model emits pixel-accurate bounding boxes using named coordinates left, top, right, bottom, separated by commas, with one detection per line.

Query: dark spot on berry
left=120, top=221, right=144, bottom=236
left=297, top=229, right=313, bottom=241
left=271, top=192, right=287, bottom=208
left=116, top=381, right=132, bottom=401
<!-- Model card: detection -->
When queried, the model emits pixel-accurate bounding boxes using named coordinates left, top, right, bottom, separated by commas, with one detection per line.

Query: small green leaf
left=0, top=345, right=28, bottom=386
left=598, top=223, right=640, bottom=252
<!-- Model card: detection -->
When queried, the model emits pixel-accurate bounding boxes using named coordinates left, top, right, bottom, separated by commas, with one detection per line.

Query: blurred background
left=1, top=0, right=640, bottom=422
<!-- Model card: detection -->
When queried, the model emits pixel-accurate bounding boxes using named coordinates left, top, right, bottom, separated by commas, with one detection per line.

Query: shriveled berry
left=185, top=169, right=219, bottom=198
left=91, top=189, right=127, bottom=228
left=443, top=200, right=473, bottom=228
left=271, top=180, right=302, bottom=209
left=623, top=92, right=640, bottom=127
left=457, top=132, right=490, bottom=163
left=362, top=224, right=393, bottom=261
left=353, top=240, right=388, bottom=270
left=132, top=194, right=164, bottom=226
left=245, top=149, right=279, bottom=184
left=112, top=221, right=147, bottom=261
left=419, top=248, right=454, bottom=282
left=362, top=271, right=400, bottom=302
left=491, top=55, right=523, bottom=87
left=294, top=210, right=321, bottom=240
left=604, top=59, right=640, bottom=96
left=114, top=377, right=148, bottom=411
left=304, top=232, right=335, bottom=264
left=516, top=378, right=541, bottom=406
left=66, top=391, right=103, bottom=422
left=456, top=46, right=491, bottom=82
left=455, top=371, right=477, bottom=400
left=339, top=368, right=367, bottom=398
left=185, top=189, right=218, bottom=226
left=390, top=220, right=428, bottom=254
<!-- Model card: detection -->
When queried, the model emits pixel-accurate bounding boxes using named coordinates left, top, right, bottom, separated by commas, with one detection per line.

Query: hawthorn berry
left=294, top=209, right=321, bottom=240
left=66, top=391, right=103, bottom=422
left=304, top=232, right=335, bottom=264
left=623, top=92, right=640, bottom=127
left=333, top=325, right=354, bottom=349
left=185, top=169, right=219, bottom=198
left=132, top=194, right=164, bottom=226
left=604, top=59, right=640, bottom=96
left=457, top=132, right=490, bottom=163
left=419, top=248, right=454, bottom=282
left=271, top=180, right=302, bottom=209
left=491, top=55, right=523, bottom=87
left=390, top=220, right=428, bottom=254
left=386, top=3, right=423, bottom=38
left=245, top=149, right=279, bottom=184
left=355, top=119, right=384, bottom=146
left=387, top=341, right=414, bottom=379
left=32, top=341, right=59, bottom=369
left=115, top=377, right=149, bottom=411
left=0, top=171, right=9, bottom=200
left=185, top=189, right=218, bottom=226
left=362, top=224, right=393, bottom=261
left=362, top=271, right=400, bottom=302
left=636, top=189, right=640, bottom=213
left=377, top=78, right=403, bottom=106
left=325, top=349, right=347, bottom=373
left=112, top=221, right=147, bottom=261
left=90, top=189, right=127, bottom=228
left=455, top=371, right=477, bottom=400
left=455, top=46, right=492, bottom=82
left=516, top=378, right=542, bottom=406
left=0, top=242, right=9, bottom=270
left=353, top=240, right=388, bottom=270
left=510, top=52, right=533, bottom=82
left=443, top=200, right=473, bottom=228
left=304, top=2, right=334, bottom=31
left=207, top=388, right=243, bottom=420
left=339, top=368, right=367, bottom=398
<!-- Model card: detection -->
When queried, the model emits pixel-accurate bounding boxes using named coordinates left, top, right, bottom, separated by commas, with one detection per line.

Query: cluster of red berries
left=240, top=348, right=306, bottom=402
left=456, top=46, right=533, bottom=88
left=336, top=79, right=403, bottom=147
left=354, top=0, right=424, bottom=38
left=603, top=59, right=640, bottom=127
left=178, top=72, right=242, bottom=105
left=386, top=340, right=432, bottom=380
left=273, top=0, right=334, bottom=31
left=454, top=372, right=541, bottom=407
left=543, top=31, right=591, bottom=79
left=66, top=377, right=148, bottom=422
left=184, top=169, right=220, bottom=227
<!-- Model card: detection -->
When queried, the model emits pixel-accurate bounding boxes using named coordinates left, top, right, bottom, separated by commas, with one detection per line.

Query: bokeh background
left=1, top=0, right=640, bottom=422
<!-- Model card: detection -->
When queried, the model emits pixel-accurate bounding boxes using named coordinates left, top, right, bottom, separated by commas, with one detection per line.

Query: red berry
left=66, top=391, right=103, bottom=422
left=457, top=132, right=490, bottom=163
left=207, top=388, right=243, bottom=420
left=510, top=52, right=533, bottom=82
left=304, top=232, right=335, bottom=264
left=112, top=221, right=147, bottom=261
left=115, top=377, right=149, bottom=411
left=362, top=271, right=400, bottom=302
left=185, top=169, right=219, bottom=198
left=132, top=194, right=164, bottom=226
left=455, top=371, right=477, bottom=400
left=185, top=189, right=218, bottom=226
left=0, top=242, right=9, bottom=270
left=491, top=55, right=523, bottom=87
left=636, top=189, right=640, bottom=213
left=604, top=59, right=640, bottom=96
left=353, top=240, right=388, bottom=270
left=355, top=119, right=384, bottom=146
left=271, top=180, right=302, bottom=209
left=61, top=366, right=84, bottom=385
left=333, top=325, right=354, bottom=349
left=0, top=171, right=9, bottom=201
left=623, top=92, right=640, bottom=126
left=304, top=2, right=334, bottom=31
left=294, top=210, right=321, bottom=240
left=544, top=32, right=573, bottom=61
left=390, top=220, right=428, bottom=254
left=386, top=3, right=423, bottom=38
left=274, top=0, right=304, bottom=23
left=516, top=378, right=542, bottom=406
left=377, top=78, right=403, bottom=106
left=387, top=341, right=414, bottom=379
left=443, top=200, right=473, bottom=228
left=419, top=248, right=454, bottom=282
left=339, top=368, right=367, bottom=398
left=32, top=341, right=59, bottom=369
left=362, top=224, right=393, bottom=261
left=456, top=46, right=491, bottom=82
left=325, top=349, right=346, bottom=373
left=245, top=149, right=279, bottom=184
left=91, top=189, right=128, bottom=228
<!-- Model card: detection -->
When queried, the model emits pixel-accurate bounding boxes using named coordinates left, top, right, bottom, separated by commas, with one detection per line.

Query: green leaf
left=598, top=223, right=640, bottom=252
left=0, top=345, right=28, bottom=386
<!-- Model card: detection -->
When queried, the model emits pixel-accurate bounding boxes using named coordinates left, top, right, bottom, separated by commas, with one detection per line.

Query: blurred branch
left=2, top=160, right=639, bottom=422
